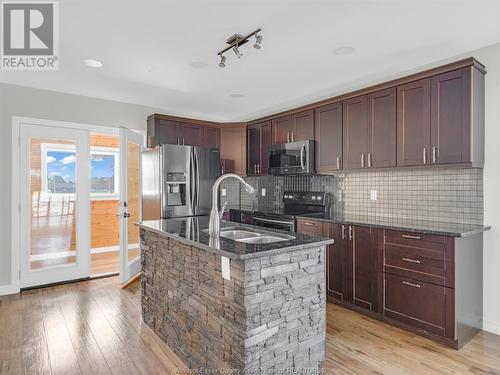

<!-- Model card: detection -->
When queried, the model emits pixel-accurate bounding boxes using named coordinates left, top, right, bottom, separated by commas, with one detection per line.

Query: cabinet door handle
left=257, top=163, right=261, bottom=174
left=361, top=154, right=365, bottom=168
left=254, top=164, right=257, bottom=174
left=183, top=138, right=185, bottom=145
left=402, top=234, right=421, bottom=240
left=432, top=146, right=438, bottom=164
left=287, top=132, right=290, bottom=143
left=423, top=147, right=427, bottom=164
left=402, top=257, right=421, bottom=264
left=402, top=281, right=421, bottom=288
left=291, top=132, right=295, bottom=142
left=336, top=156, right=341, bottom=170
left=177, top=137, right=180, bottom=145
left=368, top=153, right=372, bottom=168
left=348, top=226, right=353, bottom=241
left=341, top=225, right=346, bottom=240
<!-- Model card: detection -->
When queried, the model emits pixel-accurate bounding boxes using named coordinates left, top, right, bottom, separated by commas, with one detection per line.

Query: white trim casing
left=5, top=116, right=145, bottom=295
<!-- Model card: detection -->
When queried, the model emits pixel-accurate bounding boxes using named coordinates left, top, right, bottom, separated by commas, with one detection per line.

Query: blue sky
left=47, top=151, right=115, bottom=182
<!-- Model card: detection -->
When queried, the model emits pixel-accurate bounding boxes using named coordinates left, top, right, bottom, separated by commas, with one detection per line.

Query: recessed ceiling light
left=333, top=46, right=355, bottom=56
left=189, top=61, right=208, bottom=69
left=230, top=93, right=244, bottom=99
left=83, top=59, right=103, bottom=68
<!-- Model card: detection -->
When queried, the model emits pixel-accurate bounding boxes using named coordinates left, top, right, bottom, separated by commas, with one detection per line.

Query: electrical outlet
left=261, top=188, right=266, bottom=197
left=221, top=188, right=226, bottom=196
left=370, top=190, right=378, bottom=201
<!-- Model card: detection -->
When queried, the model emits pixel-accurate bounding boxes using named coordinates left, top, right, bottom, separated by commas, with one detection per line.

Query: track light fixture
left=217, top=28, right=262, bottom=67
left=219, top=55, right=226, bottom=68
left=253, top=34, right=262, bottom=49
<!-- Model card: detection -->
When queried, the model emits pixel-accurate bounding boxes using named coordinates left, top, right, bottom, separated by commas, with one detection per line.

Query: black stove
left=253, top=191, right=330, bottom=232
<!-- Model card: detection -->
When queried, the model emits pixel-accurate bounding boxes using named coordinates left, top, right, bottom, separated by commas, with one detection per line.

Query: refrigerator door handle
left=189, top=149, right=196, bottom=211
left=195, top=148, right=200, bottom=211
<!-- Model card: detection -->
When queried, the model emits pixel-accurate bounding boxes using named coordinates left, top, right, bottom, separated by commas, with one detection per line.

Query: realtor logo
left=1, top=1, right=59, bottom=70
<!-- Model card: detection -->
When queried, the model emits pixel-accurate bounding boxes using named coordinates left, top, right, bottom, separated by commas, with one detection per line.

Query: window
left=41, top=143, right=119, bottom=198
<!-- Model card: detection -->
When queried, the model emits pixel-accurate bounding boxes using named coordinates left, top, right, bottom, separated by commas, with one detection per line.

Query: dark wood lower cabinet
left=352, top=226, right=382, bottom=313
left=297, top=218, right=483, bottom=349
left=384, top=272, right=455, bottom=339
left=325, top=224, right=350, bottom=303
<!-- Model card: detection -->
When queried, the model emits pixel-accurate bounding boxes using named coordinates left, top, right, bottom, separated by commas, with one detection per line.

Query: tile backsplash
left=220, top=168, right=484, bottom=226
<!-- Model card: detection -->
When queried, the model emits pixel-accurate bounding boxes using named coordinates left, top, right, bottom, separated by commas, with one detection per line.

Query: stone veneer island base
left=139, top=221, right=330, bottom=373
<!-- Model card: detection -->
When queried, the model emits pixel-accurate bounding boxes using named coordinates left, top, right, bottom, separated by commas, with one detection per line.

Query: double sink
left=217, top=228, right=295, bottom=244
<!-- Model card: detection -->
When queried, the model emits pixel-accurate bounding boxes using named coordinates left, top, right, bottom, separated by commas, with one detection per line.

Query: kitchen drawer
left=385, top=230, right=446, bottom=251
left=385, top=244, right=454, bottom=287
left=297, top=219, right=324, bottom=236
left=384, top=273, right=454, bottom=339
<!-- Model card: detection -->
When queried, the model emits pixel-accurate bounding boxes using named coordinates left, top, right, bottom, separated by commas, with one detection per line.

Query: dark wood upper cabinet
left=431, top=68, right=471, bottom=165
left=247, top=125, right=261, bottom=176
left=203, top=126, right=220, bottom=149
left=247, top=121, right=272, bottom=175
left=343, top=95, right=369, bottom=170
left=314, top=102, right=343, bottom=173
left=260, top=121, right=272, bottom=174
left=292, top=110, right=314, bottom=141
left=180, top=123, right=203, bottom=146
left=397, top=79, right=431, bottom=166
left=272, top=115, right=293, bottom=144
left=368, top=88, right=397, bottom=168
left=147, top=118, right=181, bottom=147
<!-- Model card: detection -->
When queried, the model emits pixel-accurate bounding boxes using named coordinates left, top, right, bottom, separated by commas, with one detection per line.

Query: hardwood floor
left=1, top=277, right=500, bottom=375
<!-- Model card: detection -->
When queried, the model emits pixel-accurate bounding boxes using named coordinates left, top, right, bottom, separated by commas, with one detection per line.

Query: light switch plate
left=221, top=256, right=231, bottom=280
left=261, top=188, right=266, bottom=197
left=221, top=188, right=226, bottom=196
left=370, top=190, right=378, bottom=201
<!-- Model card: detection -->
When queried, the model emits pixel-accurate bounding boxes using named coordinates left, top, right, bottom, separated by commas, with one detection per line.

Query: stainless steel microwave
left=268, top=140, right=315, bottom=175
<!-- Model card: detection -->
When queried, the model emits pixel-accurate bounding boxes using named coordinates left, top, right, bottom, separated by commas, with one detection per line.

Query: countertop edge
left=136, top=222, right=333, bottom=260
left=294, top=215, right=491, bottom=238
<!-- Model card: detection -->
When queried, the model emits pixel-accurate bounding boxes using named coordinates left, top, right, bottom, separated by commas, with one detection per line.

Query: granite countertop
left=296, top=213, right=491, bottom=237
left=136, top=216, right=333, bottom=260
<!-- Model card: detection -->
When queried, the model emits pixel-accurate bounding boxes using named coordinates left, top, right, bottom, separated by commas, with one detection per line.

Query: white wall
left=474, top=43, right=500, bottom=335
left=1, top=42, right=500, bottom=334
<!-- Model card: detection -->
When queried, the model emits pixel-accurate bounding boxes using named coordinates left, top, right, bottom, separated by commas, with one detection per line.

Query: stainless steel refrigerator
left=141, top=145, right=221, bottom=220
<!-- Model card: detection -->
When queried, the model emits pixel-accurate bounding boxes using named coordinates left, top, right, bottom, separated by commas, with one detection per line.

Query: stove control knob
left=317, top=196, right=322, bottom=200
left=311, top=196, right=316, bottom=200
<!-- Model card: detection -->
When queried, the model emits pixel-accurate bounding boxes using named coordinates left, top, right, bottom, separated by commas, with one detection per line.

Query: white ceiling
left=1, top=0, right=499, bottom=122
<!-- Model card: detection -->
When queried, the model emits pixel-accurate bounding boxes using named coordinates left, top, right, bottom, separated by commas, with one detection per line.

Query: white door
left=19, top=124, right=90, bottom=288
left=119, top=128, right=144, bottom=284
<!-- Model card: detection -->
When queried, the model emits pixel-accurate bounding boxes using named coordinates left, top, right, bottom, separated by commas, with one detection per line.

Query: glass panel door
left=119, top=128, right=144, bottom=284
left=20, top=124, right=90, bottom=288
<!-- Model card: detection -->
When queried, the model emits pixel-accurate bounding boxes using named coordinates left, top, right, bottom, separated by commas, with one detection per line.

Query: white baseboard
left=0, top=283, right=20, bottom=296
left=483, top=320, right=500, bottom=336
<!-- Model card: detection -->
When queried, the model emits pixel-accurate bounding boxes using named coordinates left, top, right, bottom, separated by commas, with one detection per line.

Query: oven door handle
left=300, top=144, right=306, bottom=170
left=254, top=217, right=294, bottom=225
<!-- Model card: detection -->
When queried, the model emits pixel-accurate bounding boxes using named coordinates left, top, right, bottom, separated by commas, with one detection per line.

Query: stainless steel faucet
left=209, top=173, right=255, bottom=238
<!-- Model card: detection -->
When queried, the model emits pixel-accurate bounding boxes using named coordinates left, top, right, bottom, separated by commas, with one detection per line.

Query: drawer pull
left=401, top=234, right=421, bottom=240
left=303, top=222, right=316, bottom=227
left=402, top=257, right=421, bottom=264
left=402, top=281, right=421, bottom=288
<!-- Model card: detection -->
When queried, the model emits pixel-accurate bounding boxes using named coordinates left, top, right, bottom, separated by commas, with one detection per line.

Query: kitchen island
left=137, top=217, right=333, bottom=373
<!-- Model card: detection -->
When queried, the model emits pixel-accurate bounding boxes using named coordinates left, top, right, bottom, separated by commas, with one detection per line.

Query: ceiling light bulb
left=83, top=59, right=103, bottom=68
left=253, top=34, right=262, bottom=49
left=233, top=46, right=242, bottom=59
left=334, top=46, right=355, bottom=56
left=219, top=55, right=226, bottom=68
